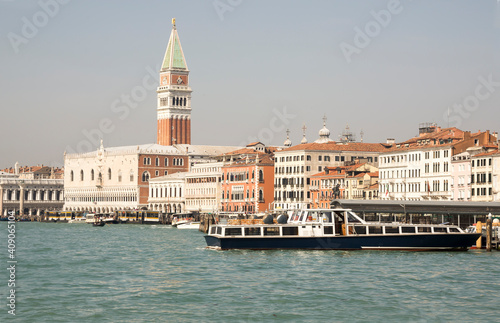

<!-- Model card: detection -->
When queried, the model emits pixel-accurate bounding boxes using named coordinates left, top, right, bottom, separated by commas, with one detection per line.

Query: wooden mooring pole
left=486, top=216, right=492, bottom=252
left=476, top=221, right=482, bottom=249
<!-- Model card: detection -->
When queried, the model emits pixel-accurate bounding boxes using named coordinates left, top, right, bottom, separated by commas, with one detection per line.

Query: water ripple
left=1, top=223, right=499, bottom=322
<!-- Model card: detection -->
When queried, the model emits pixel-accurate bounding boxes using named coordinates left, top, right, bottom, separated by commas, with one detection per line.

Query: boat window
left=333, top=211, right=344, bottom=223
left=384, top=226, right=399, bottom=234
left=216, top=227, right=222, bottom=235
left=401, top=227, right=416, bottom=234
left=320, top=211, right=333, bottom=223
left=323, top=226, right=333, bottom=235
left=448, top=227, right=460, bottom=233
left=346, top=211, right=362, bottom=223
left=298, top=211, right=306, bottom=222
left=225, top=228, right=242, bottom=236
left=433, top=227, right=447, bottom=233
left=418, top=227, right=431, bottom=233
left=292, top=210, right=302, bottom=222
left=355, top=226, right=366, bottom=235
left=282, top=227, right=299, bottom=236
left=368, top=226, right=383, bottom=234
left=210, top=227, right=216, bottom=234
left=244, top=227, right=261, bottom=236
left=264, top=227, right=280, bottom=236
left=306, top=211, right=319, bottom=222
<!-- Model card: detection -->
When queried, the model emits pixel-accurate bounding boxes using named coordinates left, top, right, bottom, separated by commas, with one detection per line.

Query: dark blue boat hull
left=204, top=233, right=481, bottom=251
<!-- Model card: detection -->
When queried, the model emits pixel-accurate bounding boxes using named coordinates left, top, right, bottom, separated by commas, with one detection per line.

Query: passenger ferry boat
left=204, top=208, right=481, bottom=251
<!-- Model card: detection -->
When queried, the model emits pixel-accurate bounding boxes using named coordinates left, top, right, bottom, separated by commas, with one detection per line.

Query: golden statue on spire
left=172, top=18, right=176, bottom=26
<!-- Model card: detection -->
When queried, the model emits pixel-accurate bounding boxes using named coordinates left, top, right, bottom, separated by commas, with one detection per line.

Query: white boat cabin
left=209, top=209, right=465, bottom=238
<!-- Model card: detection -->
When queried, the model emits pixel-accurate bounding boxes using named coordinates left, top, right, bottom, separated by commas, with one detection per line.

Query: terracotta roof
left=473, top=150, right=499, bottom=157
left=311, top=172, right=345, bottom=179
left=222, top=154, right=274, bottom=167
left=385, top=128, right=499, bottom=153
left=223, top=148, right=266, bottom=156
left=246, top=142, right=263, bottom=147
left=367, top=172, right=379, bottom=177
left=281, top=142, right=391, bottom=153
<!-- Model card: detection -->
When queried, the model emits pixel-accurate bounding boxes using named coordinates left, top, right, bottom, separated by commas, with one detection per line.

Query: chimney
left=386, top=138, right=395, bottom=145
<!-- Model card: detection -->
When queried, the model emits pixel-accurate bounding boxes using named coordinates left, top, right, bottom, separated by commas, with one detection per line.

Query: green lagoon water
left=1, top=222, right=499, bottom=322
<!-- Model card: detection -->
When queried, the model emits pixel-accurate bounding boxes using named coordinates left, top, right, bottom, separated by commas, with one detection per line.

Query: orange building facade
left=220, top=155, right=274, bottom=214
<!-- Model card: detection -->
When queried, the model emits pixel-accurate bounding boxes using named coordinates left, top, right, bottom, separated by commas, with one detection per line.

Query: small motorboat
left=92, top=220, right=106, bottom=227
left=176, top=221, right=200, bottom=230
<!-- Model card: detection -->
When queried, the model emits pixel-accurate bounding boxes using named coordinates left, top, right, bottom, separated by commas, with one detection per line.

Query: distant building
left=471, top=149, right=500, bottom=202
left=64, top=142, right=189, bottom=212
left=185, top=161, right=223, bottom=214
left=221, top=152, right=274, bottom=213
left=1, top=164, right=64, bottom=180
left=0, top=164, right=64, bottom=217
left=450, top=151, right=472, bottom=201
left=274, top=119, right=390, bottom=209
left=310, top=163, right=379, bottom=209
left=379, top=124, right=498, bottom=201
left=148, top=172, right=186, bottom=213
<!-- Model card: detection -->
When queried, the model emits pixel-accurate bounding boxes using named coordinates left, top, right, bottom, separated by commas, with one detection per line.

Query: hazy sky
left=1, top=0, right=499, bottom=168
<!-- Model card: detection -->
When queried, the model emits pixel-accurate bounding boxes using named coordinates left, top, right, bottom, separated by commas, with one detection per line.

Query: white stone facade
left=274, top=144, right=383, bottom=209
left=185, top=161, right=223, bottom=213
left=147, top=161, right=223, bottom=214
left=470, top=152, right=500, bottom=202
left=450, top=152, right=471, bottom=201
left=148, top=172, right=186, bottom=213
left=64, top=143, right=185, bottom=212
left=0, top=172, right=64, bottom=217
left=379, top=148, right=452, bottom=201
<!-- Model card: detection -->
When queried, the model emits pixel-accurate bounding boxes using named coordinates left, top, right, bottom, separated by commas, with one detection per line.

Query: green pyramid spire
left=162, top=18, right=188, bottom=71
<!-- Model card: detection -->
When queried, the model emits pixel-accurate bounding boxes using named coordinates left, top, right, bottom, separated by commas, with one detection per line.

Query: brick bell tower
left=157, top=18, right=192, bottom=146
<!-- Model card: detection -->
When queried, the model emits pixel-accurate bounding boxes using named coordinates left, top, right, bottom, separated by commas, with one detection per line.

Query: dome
left=284, top=129, right=292, bottom=147
left=319, top=125, right=330, bottom=137
left=315, top=115, right=331, bottom=143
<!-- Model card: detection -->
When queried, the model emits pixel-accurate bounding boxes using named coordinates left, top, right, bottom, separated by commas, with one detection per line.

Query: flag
left=385, top=183, right=389, bottom=197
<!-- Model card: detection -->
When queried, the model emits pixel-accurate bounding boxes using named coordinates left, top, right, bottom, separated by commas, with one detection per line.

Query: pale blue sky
left=1, top=0, right=499, bottom=168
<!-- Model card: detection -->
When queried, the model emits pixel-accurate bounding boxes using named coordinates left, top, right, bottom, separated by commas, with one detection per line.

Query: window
left=164, top=171, right=168, bottom=175
left=318, top=156, right=322, bottom=161
left=118, top=171, right=122, bottom=182
left=264, top=227, right=280, bottom=236
left=164, top=158, right=169, bottom=166
left=80, top=170, right=84, bottom=181
left=130, top=171, right=134, bottom=182
left=70, top=171, right=74, bottom=181
left=156, top=158, right=160, bottom=166
left=306, top=155, right=311, bottom=161
left=108, top=168, right=112, bottom=180
left=155, top=170, right=159, bottom=176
